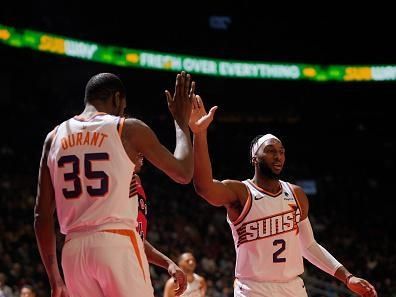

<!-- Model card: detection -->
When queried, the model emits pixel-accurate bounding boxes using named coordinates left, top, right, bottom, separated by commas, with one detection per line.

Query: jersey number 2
left=273, top=239, right=286, bottom=263
left=58, top=153, right=109, bottom=199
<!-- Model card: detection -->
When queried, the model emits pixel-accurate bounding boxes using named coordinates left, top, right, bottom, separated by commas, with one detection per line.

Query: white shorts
left=234, top=277, right=308, bottom=297
left=62, top=229, right=154, bottom=297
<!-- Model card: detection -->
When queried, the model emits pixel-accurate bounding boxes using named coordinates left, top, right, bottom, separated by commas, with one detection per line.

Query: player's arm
left=124, top=72, right=193, bottom=184
left=124, top=118, right=192, bottom=184
left=193, top=130, right=241, bottom=206
left=144, top=240, right=187, bottom=296
left=34, top=132, right=69, bottom=297
left=198, top=275, right=207, bottom=297
left=188, top=94, right=241, bottom=207
left=291, top=184, right=377, bottom=297
left=163, top=277, right=177, bottom=297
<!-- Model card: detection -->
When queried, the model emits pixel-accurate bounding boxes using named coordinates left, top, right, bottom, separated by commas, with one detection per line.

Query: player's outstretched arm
left=292, top=185, right=377, bottom=297
left=144, top=241, right=187, bottom=296
left=34, top=132, right=69, bottom=297
left=123, top=71, right=194, bottom=184
left=189, top=94, right=239, bottom=207
left=164, top=71, right=194, bottom=182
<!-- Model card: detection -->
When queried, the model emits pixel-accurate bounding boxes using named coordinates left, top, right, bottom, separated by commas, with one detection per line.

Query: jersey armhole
left=231, top=183, right=253, bottom=226
left=286, top=182, right=303, bottom=213
left=46, top=125, right=59, bottom=167
left=49, top=125, right=59, bottom=142
left=117, top=117, right=125, bottom=137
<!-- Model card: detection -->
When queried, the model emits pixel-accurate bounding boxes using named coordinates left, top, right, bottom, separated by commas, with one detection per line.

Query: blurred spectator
left=19, top=285, right=36, bottom=297
left=0, top=273, right=14, bottom=297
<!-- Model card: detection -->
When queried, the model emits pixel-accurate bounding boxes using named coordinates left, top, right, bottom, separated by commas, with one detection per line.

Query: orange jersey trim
left=247, top=180, right=283, bottom=197
left=286, top=182, right=302, bottom=212
left=117, top=117, right=125, bottom=137
left=232, top=184, right=252, bottom=226
left=74, top=112, right=107, bottom=122
left=102, top=229, right=146, bottom=282
left=51, top=125, right=59, bottom=138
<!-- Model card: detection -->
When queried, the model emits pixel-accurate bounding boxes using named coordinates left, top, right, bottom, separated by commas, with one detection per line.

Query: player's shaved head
left=84, top=73, right=126, bottom=103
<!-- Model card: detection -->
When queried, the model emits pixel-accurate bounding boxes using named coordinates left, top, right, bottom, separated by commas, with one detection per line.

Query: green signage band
left=1, top=24, right=396, bottom=82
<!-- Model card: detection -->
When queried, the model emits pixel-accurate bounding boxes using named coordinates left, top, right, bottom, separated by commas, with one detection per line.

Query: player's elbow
left=172, top=167, right=193, bottom=184
left=193, top=183, right=207, bottom=197
left=179, top=177, right=192, bottom=184
left=193, top=179, right=212, bottom=196
left=173, top=172, right=192, bottom=184
left=299, top=239, right=315, bottom=255
left=180, top=171, right=193, bottom=184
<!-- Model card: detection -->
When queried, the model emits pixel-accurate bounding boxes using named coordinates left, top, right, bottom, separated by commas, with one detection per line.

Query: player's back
left=47, top=113, right=137, bottom=234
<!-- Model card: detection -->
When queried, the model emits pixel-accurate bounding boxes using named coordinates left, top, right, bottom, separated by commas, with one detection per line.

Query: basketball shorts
left=234, top=276, right=308, bottom=297
left=62, top=229, right=153, bottom=297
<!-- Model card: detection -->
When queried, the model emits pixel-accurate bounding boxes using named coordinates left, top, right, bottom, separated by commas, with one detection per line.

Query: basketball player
left=133, top=152, right=188, bottom=296
left=34, top=71, right=194, bottom=297
left=188, top=95, right=377, bottom=297
left=133, top=153, right=148, bottom=242
left=164, top=252, right=207, bottom=297
left=20, top=285, right=37, bottom=297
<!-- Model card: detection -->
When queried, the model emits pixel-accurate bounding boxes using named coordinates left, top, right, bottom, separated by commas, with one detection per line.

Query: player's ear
left=113, top=91, right=121, bottom=108
left=251, top=156, right=257, bottom=166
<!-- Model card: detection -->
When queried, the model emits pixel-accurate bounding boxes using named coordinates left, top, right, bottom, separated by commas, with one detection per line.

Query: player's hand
left=347, top=276, right=377, bottom=297
left=168, top=262, right=187, bottom=296
left=51, top=284, right=70, bottom=297
left=189, top=92, right=218, bottom=134
left=165, top=71, right=193, bottom=128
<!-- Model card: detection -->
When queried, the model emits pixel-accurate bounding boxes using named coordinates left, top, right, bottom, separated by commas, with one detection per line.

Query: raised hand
left=167, top=262, right=187, bottom=296
left=189, top=93, right=218, bottom=134
left=347, top=276, right=377, bottom=297
left=165, top=71, right=193, bottom=128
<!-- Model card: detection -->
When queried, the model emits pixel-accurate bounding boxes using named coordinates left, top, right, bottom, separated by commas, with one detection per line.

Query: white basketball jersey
left=181, top=273, right=204, bottom=297
left=227, top=179, right=304, bottom=282
left=47, top=113, right=137, bottom=234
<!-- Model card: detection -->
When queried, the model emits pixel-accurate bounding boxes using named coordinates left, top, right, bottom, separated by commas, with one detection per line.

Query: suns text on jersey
left=236, top=205, right=301, bottom=247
